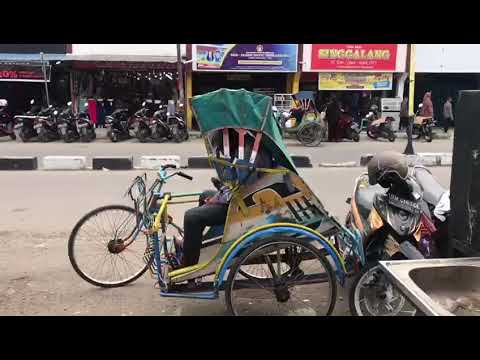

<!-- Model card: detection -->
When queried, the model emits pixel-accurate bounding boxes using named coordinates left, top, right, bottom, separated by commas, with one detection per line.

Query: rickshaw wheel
left=68, top=205, right=151, bottom=288
left=297, top=123, right=322, bottom=147
left=225, top=236, right=337, bottom=316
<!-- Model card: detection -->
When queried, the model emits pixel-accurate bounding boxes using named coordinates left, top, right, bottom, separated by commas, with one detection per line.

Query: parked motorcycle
left=337, top=109, right=360, bottom=142
left=36, top=105, right=61, bottom=142
left=14, top=99, right=56, bottom=142
left=166, top=103, right=189, bottom=143
left=413, top=103, right=434, bottom=142
left=105, top=108, right=132, bottom=142
left=366, top=105, right=396, bottom=142
left=0, top=99, right=16, bottom=140
left=133, top=101, right=168, bottom=142
left=57, top=102, right=96, bottom=143
left=76, top=103, right=96, bottom=142
left=345, top=151, right=437, bottom=316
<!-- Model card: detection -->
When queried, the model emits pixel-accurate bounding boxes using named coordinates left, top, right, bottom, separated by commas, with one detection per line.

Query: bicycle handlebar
left=177, top=171, right=193, bottom=181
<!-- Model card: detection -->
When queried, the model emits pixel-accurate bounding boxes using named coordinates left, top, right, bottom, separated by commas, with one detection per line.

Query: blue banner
left=193, top=44, right=298, bottom=72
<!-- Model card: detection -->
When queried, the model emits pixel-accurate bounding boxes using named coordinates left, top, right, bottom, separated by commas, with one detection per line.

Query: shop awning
left=0, top=53, right=67, bottom=62
left=66, top=54, right=178, bottom=71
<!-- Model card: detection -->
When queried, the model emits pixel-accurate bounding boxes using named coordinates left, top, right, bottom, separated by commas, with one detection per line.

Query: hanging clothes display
left=88, top=98, right=97, bottom=125
left=97, top=99, right=106, bottom=127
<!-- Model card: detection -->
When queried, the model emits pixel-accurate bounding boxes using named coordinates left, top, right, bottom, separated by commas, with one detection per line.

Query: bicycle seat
left=412, top=166, right=446, bottom=206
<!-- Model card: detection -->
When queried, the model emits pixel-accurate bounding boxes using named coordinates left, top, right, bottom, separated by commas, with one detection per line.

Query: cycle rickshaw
left=279, top=91, right=327, bottom=146
left=68, top=88, right=363, bottom=316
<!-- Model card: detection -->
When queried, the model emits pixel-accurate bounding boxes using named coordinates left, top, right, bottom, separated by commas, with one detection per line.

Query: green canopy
left=191, top=88, right=297, bottom=172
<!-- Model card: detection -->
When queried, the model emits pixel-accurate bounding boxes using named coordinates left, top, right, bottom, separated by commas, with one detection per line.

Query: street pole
left=404, top=44, right=416, bottom=155
left=40, top=52, right=50, bottom=107
left=176, top=44, right=185, bottom=105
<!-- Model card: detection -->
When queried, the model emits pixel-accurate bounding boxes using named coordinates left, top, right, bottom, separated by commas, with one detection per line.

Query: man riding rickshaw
left=68, top=88, right=363, bottom=316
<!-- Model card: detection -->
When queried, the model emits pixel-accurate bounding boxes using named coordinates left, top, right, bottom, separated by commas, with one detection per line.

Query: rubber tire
left=110, top=132, right=118, bottom=143
left=367, top=129, right=378, bottom=140
left=425, top=127, right=433, bottom=142
left=64, top=130, right=76, bottom=143
left=9, top=133, right=16, bottom=140
left=68, top=204, right=150, bottom=288
left=137, top=128, right=150, bottom=143
left=388, top=133, right=396, bottom=142
left=19, top=130, right=29, bottom=142
left=225, top=236, right=337, bottom=316
left=297, top=123, right=322, bottom=147
left=353, top=133, right=360, bottom=142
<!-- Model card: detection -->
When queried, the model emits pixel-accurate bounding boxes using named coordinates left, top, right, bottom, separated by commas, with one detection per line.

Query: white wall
left=416, top=44, right=480, bottom=73
left=71, top=44, right=186, bottom=56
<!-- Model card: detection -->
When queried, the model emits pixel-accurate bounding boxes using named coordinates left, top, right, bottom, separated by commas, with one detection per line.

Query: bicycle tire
left=68, top=204, right=151, bottom=288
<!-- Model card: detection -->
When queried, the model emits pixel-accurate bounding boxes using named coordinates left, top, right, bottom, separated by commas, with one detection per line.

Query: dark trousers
left=327, top=120, right=338, bottom=141
left=182, top=190, right=228, bottom=267
left=444, top=117, right=453, bottom=132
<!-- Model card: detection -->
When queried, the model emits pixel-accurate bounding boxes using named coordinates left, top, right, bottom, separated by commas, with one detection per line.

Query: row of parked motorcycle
left=0, top=99, right=189, bottom=143
left=272, top=100, right=435, bottom=146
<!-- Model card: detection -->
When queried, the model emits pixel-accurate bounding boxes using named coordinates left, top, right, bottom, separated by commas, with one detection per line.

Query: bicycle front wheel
left=68, top=205, right=151, bottom=288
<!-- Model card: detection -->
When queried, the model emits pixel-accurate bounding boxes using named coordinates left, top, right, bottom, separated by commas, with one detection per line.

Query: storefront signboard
left=192, top=44, right=298, bottom=72
left=304, top=44, right=398, bottom=72
left=0, top=62, right=51, bottom=82
left=318, top=72, right=393, bottom=91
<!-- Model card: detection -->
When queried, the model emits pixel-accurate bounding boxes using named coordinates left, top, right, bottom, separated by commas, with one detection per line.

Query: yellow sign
left=318, top=72, right=393, bottom=91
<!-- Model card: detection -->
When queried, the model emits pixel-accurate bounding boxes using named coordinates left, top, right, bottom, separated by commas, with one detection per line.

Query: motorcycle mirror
left=67, top=101, right=72, bottom=106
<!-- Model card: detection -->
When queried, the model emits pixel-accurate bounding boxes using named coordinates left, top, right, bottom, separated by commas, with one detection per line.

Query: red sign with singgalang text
left=310, top=44, right=398, bottom=71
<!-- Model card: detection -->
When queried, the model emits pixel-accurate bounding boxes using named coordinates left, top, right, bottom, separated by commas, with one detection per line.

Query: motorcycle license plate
left=34, top=123, right=42, bottom=129
left=387, top=194, right=421, bottom=214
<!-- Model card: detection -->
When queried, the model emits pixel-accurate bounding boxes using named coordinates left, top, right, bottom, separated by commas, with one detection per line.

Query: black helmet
left=367, top=151, right=408, bottom=187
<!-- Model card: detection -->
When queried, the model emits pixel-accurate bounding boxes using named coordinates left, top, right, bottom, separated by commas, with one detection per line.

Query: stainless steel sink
left=379, top=258, right=480, bottom=316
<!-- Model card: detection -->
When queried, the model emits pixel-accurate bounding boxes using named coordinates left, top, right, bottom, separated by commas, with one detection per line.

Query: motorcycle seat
left=355, top=180, right=386, bottom=220
left=412, top=166, right=446, bottom=206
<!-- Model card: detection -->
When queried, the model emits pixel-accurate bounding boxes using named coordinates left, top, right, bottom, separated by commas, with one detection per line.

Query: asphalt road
left=0, top=167, right=452, bottom=315
left=0, top=128, right=454, bottom=167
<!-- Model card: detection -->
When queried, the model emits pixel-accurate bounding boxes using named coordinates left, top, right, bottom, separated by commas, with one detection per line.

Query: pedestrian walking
left=420, top=91, right=434, bottom=117
left=443, top=96, right=454, bottom=132
left=400, top=96, right=409, bottom=131
left=326, top=96, right=341, bottom=142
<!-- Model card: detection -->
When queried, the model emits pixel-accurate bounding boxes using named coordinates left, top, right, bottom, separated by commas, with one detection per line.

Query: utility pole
left=176, top=44, right=185, bottom=105
left=40, top=52, right=50, bottom=107
left=404, top=44, right=416, bottom=155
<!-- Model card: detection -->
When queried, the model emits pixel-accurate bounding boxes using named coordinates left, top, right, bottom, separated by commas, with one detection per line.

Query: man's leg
left=444, top=117, right=450, bottom=133
left=182, top=203, right=228, bottom=267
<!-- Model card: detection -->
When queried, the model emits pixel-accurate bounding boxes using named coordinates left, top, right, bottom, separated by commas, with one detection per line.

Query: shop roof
left=0, top=53, right=67, bottom=61
left=65, top=54, right=177, bottom=63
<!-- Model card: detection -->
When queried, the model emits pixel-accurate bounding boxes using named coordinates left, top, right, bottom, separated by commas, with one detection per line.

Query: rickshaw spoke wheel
left=68, top=205, right=151, bottom=288
left=225, top=236, right=337, bottom=316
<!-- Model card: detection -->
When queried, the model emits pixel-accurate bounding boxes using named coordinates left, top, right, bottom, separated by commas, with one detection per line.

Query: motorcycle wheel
left=64, top=130, right=76, bottom=143
left=137, top=128, right=150, bottom=143
left=425, top=127, right=433, bottom=142
left=388, top=133, right=396, bottom=142
left=412, top=127, right=422, bottom=140
left=349, top=264, right=417, bottom=316
left=38, top=130, right=48, bottom=143
left=110, top=132, right=118, bottom=143
left=9, top=132, right=16, bottom=140
left=366, top=129, right=378, bottom=140
left=353, top=133, right=360, bottom=142
left=19, top=130, right=29, bottom=142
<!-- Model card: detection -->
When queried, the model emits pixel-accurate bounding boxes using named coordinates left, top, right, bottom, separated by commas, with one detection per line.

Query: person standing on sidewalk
left=326, top=96, right=341, bottom=142
left=420, top=91, right=434, bottom=118
left=443, top=96, right=454, bottom=133
left=399, top=96, right=409, bottom=131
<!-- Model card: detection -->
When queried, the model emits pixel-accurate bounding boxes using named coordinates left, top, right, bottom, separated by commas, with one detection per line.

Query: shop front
left=188, top=44, right=299, bottom=129
left=66, top=56, right=178, bottom=126
left=0, top=44, right=69, bottom=114
left=301, top=44, right=407, bottom=124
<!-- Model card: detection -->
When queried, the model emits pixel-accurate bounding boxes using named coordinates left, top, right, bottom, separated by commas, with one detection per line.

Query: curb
left=319, top=161, right=357, bottom=168
left=42, top=156, right=87, bottom=170
left=138, top=155, right=181, bottom=169
left=187, top=155, right=313, bottom=169
left=92, top=157, right=133, bottom=170
left=360, top=152, right=453, bottom=167
left=0, top=156, right=38, bottom=170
